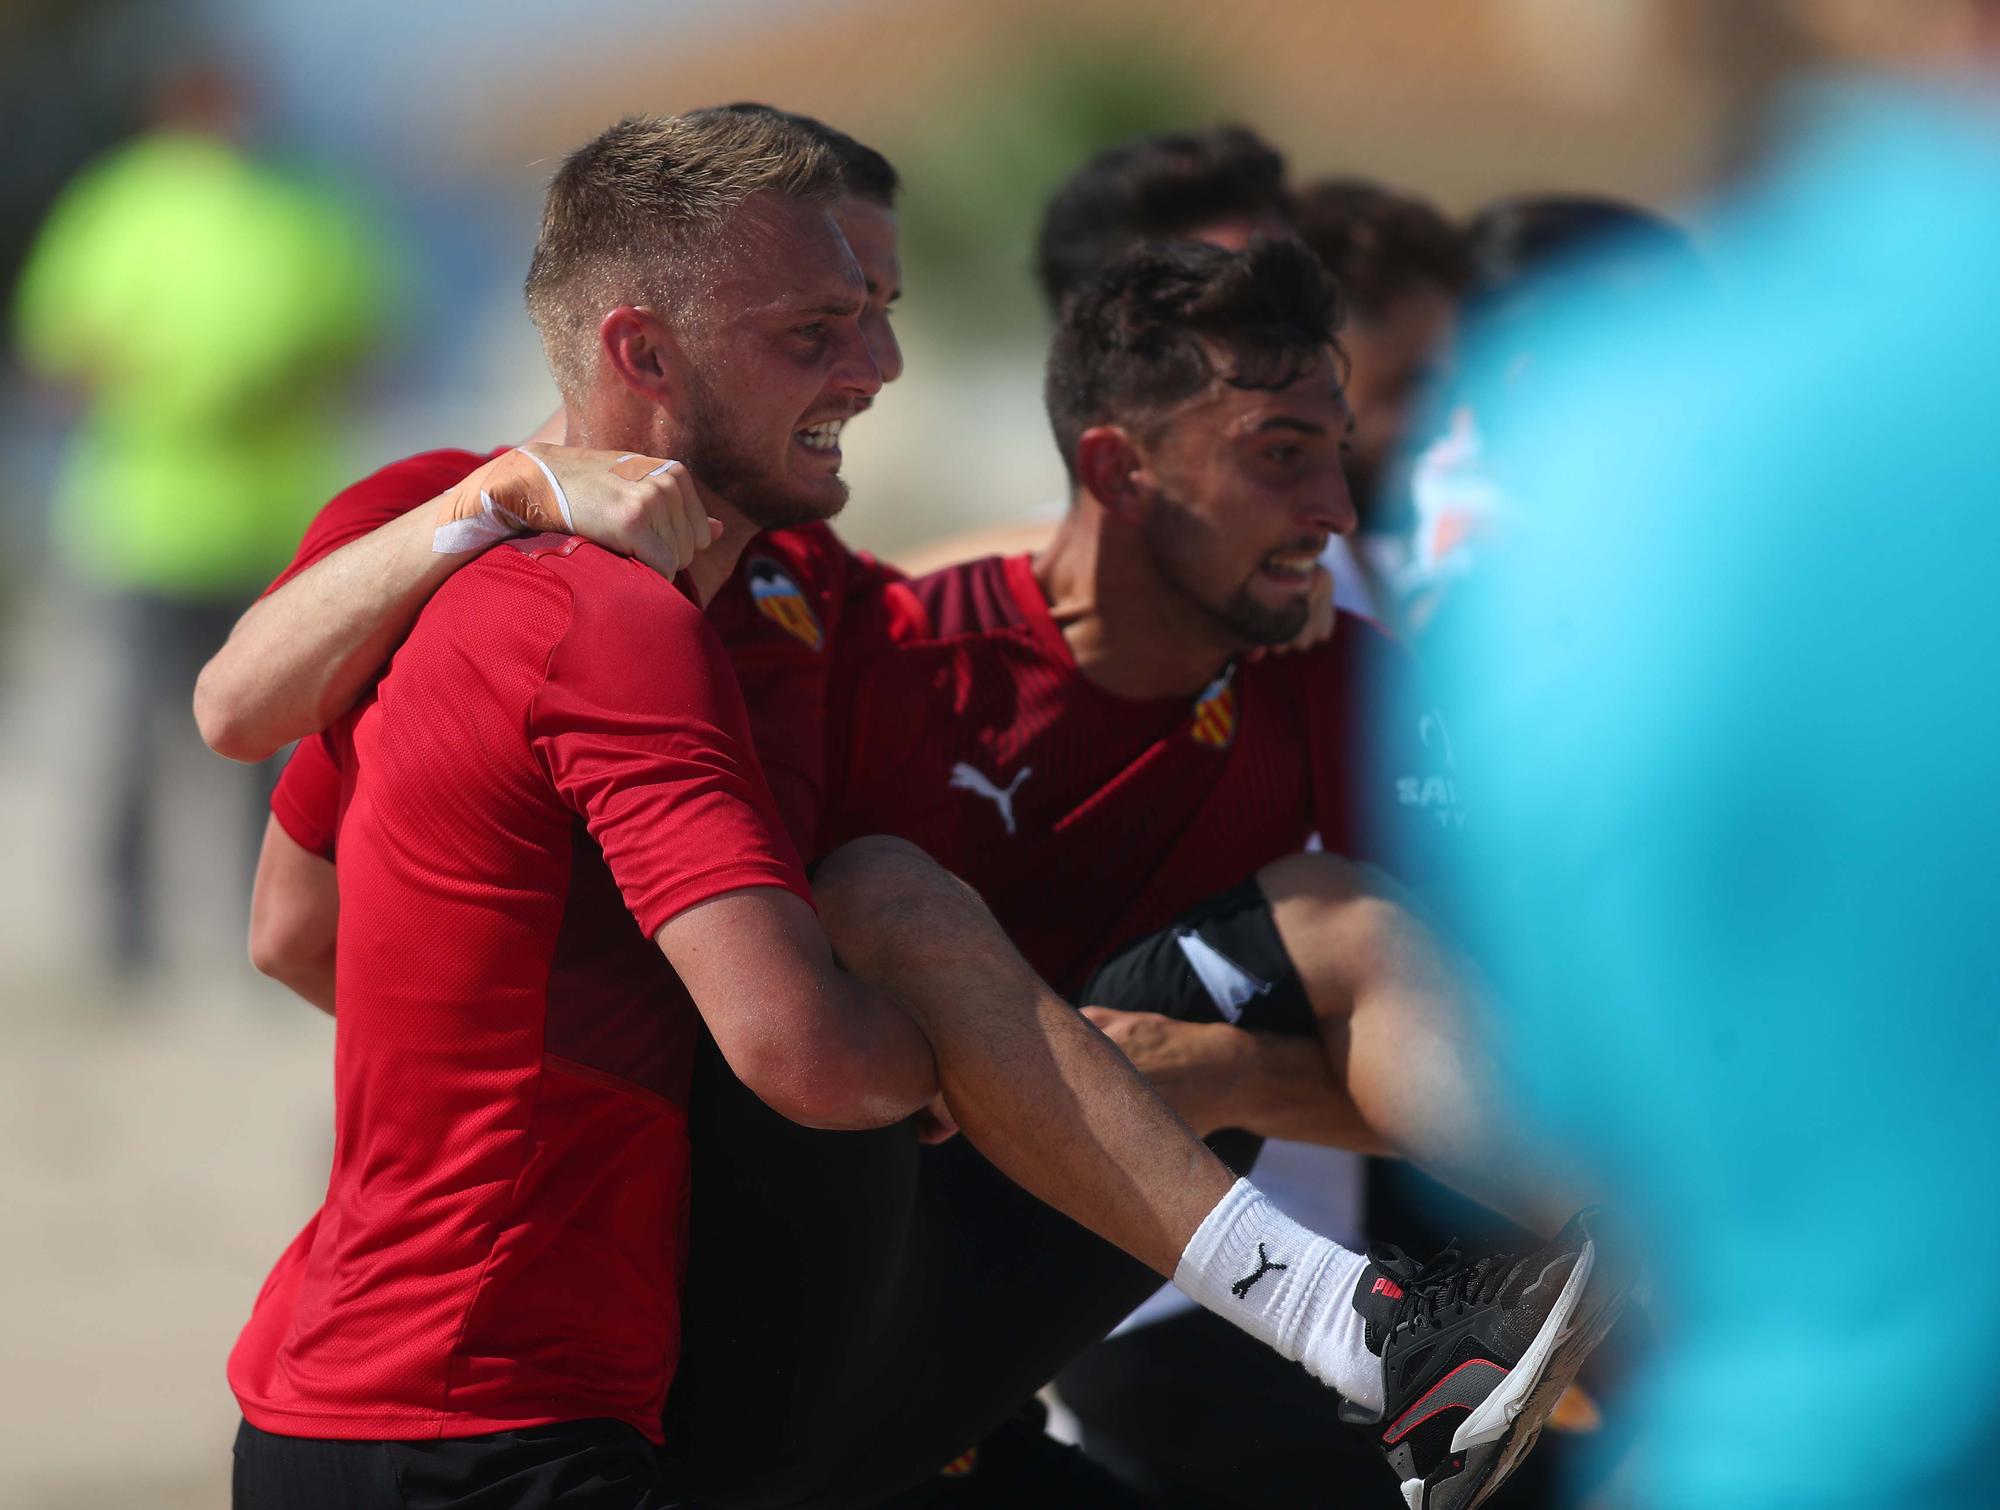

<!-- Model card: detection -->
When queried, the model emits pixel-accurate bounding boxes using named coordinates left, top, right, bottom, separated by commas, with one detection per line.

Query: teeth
left=797, top=420, right=845, bottom=452
left=1265, top=554, right=1318, bottom=572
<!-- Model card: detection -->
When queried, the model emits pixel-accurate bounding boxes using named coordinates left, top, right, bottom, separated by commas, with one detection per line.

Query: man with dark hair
left=214, top=112, right=1601, bottom=1510
left=1034, top=124, right=1293, bottom=313
left=1292, top=179, right=1467, bottom=552
left=758, top=238, right=1607, bottom=1510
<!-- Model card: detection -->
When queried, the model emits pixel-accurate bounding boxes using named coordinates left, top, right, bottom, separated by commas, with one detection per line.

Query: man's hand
left=439, top=444, right=724, bottom=580
left=1080, top=1006, right=1250, bottom=1137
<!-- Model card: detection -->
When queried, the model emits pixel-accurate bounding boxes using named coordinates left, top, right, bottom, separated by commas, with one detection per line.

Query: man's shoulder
left=902, top=553, right=1029, bottom=643
left=1285, top=611, right=1416, bottom=680
left=458, top=534, right=701, bottom=623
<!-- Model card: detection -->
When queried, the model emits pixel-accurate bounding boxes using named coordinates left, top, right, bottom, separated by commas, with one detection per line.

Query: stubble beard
left=681, top=368, right=849, bottom=533
left=1144, top=488, right=1309, bottom=649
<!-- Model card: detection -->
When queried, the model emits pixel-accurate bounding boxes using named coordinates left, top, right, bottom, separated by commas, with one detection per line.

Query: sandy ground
left=1, top=586, right=331, bottom=1509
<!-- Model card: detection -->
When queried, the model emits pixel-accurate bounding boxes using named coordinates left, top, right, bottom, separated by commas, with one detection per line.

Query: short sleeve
left=271, top=732, right=344, bottom=861
left=529, top=551, right=812, bottom=937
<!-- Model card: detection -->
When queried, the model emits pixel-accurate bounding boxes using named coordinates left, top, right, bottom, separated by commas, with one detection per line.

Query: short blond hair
left=525, top=111, right=841, bottom=400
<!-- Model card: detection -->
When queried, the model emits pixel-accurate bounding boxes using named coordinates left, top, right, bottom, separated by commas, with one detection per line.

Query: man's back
left=231, top=537, right=807, bottom=1443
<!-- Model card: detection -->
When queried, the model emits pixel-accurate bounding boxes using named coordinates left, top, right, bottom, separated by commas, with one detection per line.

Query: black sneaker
left=1337, top=1208, right=1627, bottom=1510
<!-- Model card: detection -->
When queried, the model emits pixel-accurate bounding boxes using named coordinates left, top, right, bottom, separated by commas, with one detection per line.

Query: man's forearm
left=195, top=502, right=462, bottom=761
left=1080, top=1008, right=1393, bottom=1152
left=1201, top=1026, right=1392, bottom=1152
left=195, top=445, right=722, bottom=762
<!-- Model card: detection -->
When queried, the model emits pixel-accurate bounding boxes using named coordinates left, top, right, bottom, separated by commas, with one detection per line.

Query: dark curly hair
left=1045, top=237, right=1342, bottom=480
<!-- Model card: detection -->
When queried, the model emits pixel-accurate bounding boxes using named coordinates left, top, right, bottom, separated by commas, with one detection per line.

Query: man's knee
left=813, top=834, right=995, bottom=976
left=1254, top=853, right=1425, bottom=1012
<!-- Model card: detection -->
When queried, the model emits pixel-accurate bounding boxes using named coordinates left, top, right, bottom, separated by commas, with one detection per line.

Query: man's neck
left=568, top=401, right=751, bottom=610
left=684, top=510, right=757, bottom=608
left=1034, top=498, right=1236, bottom=702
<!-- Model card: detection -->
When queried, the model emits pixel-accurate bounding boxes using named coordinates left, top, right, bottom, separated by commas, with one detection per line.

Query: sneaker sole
left=1401, top=1217, right=1631, bottom=1510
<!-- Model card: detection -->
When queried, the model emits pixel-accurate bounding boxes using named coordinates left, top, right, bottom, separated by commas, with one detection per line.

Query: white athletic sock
left=1172, top=1177, right=1384, bottom=1413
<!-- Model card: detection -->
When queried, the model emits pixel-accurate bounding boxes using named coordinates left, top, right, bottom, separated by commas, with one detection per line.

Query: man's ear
left=1075, top=425, right=1155, bottom=523
left=599, top=306, right=684, bottom=405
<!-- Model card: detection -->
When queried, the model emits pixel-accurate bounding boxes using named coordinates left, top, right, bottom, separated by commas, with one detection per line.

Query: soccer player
left=215, top=110, right=1600, bottom=1510
left=695, top=238, right=1591, bottom=1510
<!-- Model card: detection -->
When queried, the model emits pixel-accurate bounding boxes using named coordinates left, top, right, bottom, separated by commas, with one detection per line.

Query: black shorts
left=660, top=880, right=1314, bottom=1508
left=231, top=1418, right=685, bottom=1509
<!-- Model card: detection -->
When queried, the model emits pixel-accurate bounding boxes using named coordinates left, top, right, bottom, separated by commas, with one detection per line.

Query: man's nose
left=1305, top=463, right=1359, bottom=538
left=834, top=324, right=884, bottom=399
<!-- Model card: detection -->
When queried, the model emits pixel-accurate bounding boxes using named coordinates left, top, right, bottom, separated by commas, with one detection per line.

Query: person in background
left=1291, top=178, right=1469, bottom=629
left=12, top=57, right=386, bottom=980
left=895, top=126, right=1307, bottom=580
left=1424, top=71, right=2000, bottom=1507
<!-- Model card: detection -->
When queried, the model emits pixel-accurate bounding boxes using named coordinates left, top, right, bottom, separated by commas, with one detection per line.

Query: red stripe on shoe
left=1382, top=1358, right=1510, bottom=1445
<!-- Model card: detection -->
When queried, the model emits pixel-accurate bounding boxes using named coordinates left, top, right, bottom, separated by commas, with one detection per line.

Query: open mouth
left=1257, top=541, right=1325, bottom=588
left=795, top=418, right=847, bottom=460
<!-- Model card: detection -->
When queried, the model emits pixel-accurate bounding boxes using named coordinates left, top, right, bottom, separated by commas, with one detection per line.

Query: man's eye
left=1266, top=445, right=1301, bottom=465
left=796, top=322, right=827, bottom=342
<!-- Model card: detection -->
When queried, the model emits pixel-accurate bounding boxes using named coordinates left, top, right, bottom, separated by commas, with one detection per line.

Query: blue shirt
left=1422, top=86, right=2000, bottom=1508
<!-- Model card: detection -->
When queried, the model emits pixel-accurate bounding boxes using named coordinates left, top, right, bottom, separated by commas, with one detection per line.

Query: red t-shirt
left=816, top=553, right=1461, bottom=994
left=263, top=449, right=882, bottom=854
left=230, top=534, right=809, bottom=1442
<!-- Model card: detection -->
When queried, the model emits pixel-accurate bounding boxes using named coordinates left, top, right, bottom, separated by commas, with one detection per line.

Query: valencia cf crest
left=1190, top=665, right=1238, bottom=750
left=746, top=555, right=824, bottom=651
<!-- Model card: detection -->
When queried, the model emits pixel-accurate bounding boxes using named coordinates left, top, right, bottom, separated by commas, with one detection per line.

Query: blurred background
left=0, top=1, right=1982, bottom=1504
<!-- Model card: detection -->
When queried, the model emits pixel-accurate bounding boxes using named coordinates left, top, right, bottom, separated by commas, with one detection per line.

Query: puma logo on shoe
left=1371, top=1276, right=1406, bottom=1300
left=949, top=762, right=1032, bottom=836
left=1231, top=1242, right=1288, bottom=1299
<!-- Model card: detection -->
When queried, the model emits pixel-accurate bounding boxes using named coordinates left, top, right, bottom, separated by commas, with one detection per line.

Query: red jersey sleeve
left=527, top=543, right=812, bottom=937
left=270, top=733, right=342, bottom=860
left=260, top=447, right=497, bottom=598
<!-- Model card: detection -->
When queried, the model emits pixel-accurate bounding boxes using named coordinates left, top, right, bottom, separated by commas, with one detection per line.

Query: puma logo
left=948, top=762, right=1032, bottom=836
left=1231, top=1242, right=1289, bottom=1299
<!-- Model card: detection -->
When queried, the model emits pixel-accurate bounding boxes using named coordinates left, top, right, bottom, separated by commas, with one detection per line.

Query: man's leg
left=669, top=841, right=1610, bottom=1509
left=662, top=896, right=1277, bottom=1509
left=810, top=839, right=1418, bottom=1412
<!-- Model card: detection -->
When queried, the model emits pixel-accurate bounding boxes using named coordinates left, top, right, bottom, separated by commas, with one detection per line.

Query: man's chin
left=735, top=477, right=850, bottom=533
left=1217, top=595, right=1310, bottom=649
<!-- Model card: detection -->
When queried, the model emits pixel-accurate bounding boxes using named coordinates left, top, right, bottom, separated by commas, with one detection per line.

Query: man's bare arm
left=1080, top=1007, right=1391, bottom=1153
left=248, top=818, right=339, bottom=1014
left=194, top=446, right=721, bottom=762
left=656, top=886, right=940, bottom=1130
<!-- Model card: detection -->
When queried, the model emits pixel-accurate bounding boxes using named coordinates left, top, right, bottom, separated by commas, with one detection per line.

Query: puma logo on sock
left=1231, top=1241, right=1289, bottom=1299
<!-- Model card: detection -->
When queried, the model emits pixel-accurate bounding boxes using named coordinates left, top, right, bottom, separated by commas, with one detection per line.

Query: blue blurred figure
left=1422, top=86, right=2000, bottom=1508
